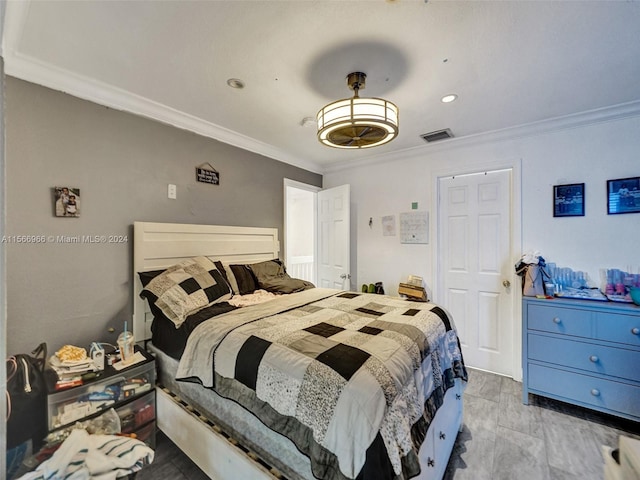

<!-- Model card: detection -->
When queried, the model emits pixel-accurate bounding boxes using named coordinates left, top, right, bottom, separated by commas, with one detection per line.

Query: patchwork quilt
left=177, top=288, right=467, bottom=480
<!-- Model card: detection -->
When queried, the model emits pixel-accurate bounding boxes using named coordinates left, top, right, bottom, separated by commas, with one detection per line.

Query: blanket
left=228, top=289, right=277, bottom=307
left=17, top=429, right=154, bottom=480
left=177, top=288, right=466, bottom=480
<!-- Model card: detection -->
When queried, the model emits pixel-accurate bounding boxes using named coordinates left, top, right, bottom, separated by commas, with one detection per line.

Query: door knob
left=503, top=280, right=511, bottom=288
left=340, top=273, right=351, bottom=280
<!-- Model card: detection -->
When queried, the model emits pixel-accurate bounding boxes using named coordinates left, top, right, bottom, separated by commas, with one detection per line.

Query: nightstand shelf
left=46, top=346, right=157, bottom=447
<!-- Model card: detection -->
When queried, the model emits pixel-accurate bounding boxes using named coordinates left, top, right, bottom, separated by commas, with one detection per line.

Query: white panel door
left=439, top=170, right=513, bottom=375
left=317, top=184, right=350, bottom=290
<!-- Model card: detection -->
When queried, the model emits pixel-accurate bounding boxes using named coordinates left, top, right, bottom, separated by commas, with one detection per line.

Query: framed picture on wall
left=607, top=176, right=640, bottom=214
left=553, top=183, right=584, bottom=217
left=53, top=187, right=81, bottom=217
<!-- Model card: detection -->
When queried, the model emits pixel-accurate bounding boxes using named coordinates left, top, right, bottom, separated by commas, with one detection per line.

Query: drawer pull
left=439, top=431, right=446, bottom=440
left=552, top=317, right=561, bottom=324
left=589, top=355, right=599, bottom=363
left=455, top=393, right=461, bottom=400
left=590, top=388, right=600, bottom=397
left=632, top=327, right=640, bottom=335
left=427, top=458, right=435, bottom=467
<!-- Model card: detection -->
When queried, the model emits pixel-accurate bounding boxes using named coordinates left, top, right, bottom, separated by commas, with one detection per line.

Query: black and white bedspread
left=177, top=288, right=467, bottom=480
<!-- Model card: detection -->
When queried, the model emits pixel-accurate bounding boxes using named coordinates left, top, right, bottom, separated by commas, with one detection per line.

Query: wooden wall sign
left=196, top=163, right=220, bottom=185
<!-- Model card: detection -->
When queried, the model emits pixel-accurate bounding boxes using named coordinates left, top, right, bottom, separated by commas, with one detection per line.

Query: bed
left=133, top=221, right=467, bottom=480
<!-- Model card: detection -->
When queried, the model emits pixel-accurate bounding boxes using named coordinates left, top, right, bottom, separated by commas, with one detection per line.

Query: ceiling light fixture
left=317, top=72, right=399, bottom=149
left=441, top=94, right=458, bottom=103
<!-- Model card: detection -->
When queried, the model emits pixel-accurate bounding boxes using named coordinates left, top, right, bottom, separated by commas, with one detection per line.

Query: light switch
left=168, top=184, right=177, bottom=199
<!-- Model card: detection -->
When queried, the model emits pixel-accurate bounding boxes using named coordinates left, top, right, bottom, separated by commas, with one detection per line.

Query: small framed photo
left=553, top=183, right=585, bottom=217
left=54, top=187, right=81, bottom=217
left=607, top=177, right=640, bottom=215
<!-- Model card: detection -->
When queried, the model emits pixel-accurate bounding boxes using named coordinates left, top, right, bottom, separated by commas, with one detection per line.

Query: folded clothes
left=17, top=429, right=154, bottom=480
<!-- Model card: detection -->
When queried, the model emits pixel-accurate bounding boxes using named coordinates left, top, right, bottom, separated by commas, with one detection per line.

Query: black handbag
left=6, top=343, right=49, bottom=451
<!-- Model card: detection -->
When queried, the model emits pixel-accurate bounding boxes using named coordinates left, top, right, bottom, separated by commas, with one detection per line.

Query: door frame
left=431, top=158, right=523, bottom=381
left=0, top=55, right=6, bottom=474
left=283, top=179, right=320, bottom=284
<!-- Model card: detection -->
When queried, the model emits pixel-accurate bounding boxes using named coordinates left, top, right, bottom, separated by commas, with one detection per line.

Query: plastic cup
left=117, top=331, right=135, bottom=365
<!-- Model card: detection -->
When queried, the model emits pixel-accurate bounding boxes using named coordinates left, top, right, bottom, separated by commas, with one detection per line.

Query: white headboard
left=133, top=222, right=280, bottom=343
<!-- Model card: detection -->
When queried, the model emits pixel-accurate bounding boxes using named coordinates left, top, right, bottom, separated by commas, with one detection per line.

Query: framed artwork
left=607, top=176, right=640, bottom=215
left=53, top=187, right=81, bottom=217
left=553, top=183, right=584, bottom=217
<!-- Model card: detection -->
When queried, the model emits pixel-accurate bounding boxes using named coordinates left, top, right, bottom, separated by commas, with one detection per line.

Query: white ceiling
left=3, top=1, right=640, bottom=174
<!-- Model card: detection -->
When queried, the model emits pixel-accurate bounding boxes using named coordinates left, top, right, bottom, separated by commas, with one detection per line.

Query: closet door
left=439, top=170, right=513, bottom=376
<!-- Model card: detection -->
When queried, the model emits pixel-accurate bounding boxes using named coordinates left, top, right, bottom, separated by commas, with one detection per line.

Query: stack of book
left=398, top=282, right=427, bottom=301
left=50, top=355, right=97, bottom=389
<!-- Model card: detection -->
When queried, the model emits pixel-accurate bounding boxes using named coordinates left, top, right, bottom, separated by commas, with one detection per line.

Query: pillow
left=140, top=256, right=232, bottom=328
left=214, top=261, right=239, bottom=295
left=249, top=259, right=286, bottom=279
left=214, top=261, right=259, bottom=295
left=228, top=264, right=259, bottom=295
left=138, top=268, right=179, bottom=330
left=249, top=259, right=315, bottom=294
left=138, top=269, right=165, bottom=287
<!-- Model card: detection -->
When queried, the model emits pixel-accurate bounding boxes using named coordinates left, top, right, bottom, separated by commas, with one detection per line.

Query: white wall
left=324, top=114, right=640, bottom=299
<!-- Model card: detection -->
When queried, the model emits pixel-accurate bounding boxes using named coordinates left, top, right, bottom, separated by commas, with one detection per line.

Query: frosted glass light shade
left=317, top=96, right=399, bottom=149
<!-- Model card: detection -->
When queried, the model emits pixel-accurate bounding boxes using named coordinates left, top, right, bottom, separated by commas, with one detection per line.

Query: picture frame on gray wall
left=53, top=186, right=80, bottom=217
left=553, top=183, right=584, bottom=217
left=607, top=177, right=640, bottom=215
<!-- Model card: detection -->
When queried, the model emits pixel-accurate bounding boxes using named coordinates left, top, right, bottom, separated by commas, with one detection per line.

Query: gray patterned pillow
left=140, top=256, right=232, bottom=328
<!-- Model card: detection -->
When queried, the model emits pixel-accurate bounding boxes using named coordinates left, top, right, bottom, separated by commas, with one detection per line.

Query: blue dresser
left=522, top=297, right=640, bottom=421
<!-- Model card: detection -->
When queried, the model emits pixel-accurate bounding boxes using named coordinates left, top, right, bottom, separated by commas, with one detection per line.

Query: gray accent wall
left=5, top=77, right=322, bottom=355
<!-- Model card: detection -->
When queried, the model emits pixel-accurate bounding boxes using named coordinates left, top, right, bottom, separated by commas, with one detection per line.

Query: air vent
left=420, top=128, right=454, bottom=143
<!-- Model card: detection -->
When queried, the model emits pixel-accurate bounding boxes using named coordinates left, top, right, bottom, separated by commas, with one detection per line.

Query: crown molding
left=323, top=99, right=640, bottom=174
left=2, top=0, right=322, bottom=174
left=4, top=52, right=323, bottom=174
left=5, top=1, right=640, bottom=178
left=6, top=38, right=640, bottom=179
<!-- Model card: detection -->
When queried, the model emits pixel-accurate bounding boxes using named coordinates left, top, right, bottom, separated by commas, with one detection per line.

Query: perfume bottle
left=605, top=269, right=615, bottom=295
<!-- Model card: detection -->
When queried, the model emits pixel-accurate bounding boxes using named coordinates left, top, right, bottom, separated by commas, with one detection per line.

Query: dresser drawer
left=528, top=334, right=640, bottom=383
left=595, top=312, right=640, bottom=347
left=527, top=304, right=592, bottom=338
left=529, top=364, right=640, bottom=418
left=117, top=390, right=156, bottom=434
left=418, top=380, right=462, bottom=478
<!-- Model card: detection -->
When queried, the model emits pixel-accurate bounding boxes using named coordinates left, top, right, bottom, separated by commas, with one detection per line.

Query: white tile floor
left=444, top=368, right=640, bottom=479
